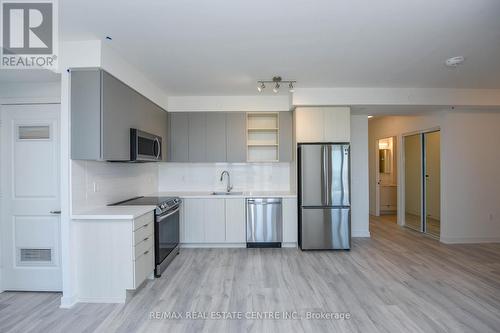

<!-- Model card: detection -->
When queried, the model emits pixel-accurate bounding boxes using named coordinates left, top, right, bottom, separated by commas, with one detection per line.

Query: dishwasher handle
left=247, top=198, right=282, bottom=205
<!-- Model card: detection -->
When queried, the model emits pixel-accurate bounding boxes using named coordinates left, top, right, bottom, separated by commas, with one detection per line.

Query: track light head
left=288, top=82, right=295, bottom=93
left=273, top=82, right=280, bottom=93
left=257, top=82, right=265, bottom=92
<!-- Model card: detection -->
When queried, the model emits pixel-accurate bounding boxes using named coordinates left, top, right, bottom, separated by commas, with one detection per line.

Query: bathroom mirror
left=379, top=149, right=392, bottom=173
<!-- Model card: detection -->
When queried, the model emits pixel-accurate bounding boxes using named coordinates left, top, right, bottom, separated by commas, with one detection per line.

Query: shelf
left=247, top=127, right=279, bottom=131
left=246, top=112, right=279, bottom=162
left=247, top=143, right=278, bottom=147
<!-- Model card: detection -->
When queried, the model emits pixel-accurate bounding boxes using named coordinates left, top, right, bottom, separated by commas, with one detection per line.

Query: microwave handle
left=154, top=137, right=161, bottom=160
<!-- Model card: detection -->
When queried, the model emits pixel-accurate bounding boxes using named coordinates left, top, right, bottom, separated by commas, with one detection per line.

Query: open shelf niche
left=246, top=112, right=279, bottom=162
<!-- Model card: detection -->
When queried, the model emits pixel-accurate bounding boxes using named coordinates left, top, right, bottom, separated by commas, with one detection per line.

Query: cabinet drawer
left=134, top=246, right=154, bottom=289
left=134, top=221, right=153, bottom=246
left=133, top=211, right=154, bottom=231
left=134, top=235, right=154, bottom=259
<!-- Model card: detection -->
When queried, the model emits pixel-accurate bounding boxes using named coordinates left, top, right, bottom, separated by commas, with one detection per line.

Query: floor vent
left=19, top=248, right=52, bottom=263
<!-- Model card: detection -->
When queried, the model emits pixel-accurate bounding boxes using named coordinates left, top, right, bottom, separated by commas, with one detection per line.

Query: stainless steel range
left=111, top=196, right=181, bottom=277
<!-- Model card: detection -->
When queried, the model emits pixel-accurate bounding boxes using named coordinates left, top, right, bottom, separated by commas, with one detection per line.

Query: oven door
left=130, top=128, right=162, bottom=161
left=155, top=205, right=180, bottom=276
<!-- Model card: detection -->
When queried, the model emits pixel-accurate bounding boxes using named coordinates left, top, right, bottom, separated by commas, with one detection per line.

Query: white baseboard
left=352, top=230, right=371, bottom=238
left=60, top=294, right=78, bottom=309
left=282, top=242, right=297, bottom=248
left=76, top=297, right=126, bottom=304
left=440, top=236, right=500, bottom=244
left=181, top=243, right=246, bottom=248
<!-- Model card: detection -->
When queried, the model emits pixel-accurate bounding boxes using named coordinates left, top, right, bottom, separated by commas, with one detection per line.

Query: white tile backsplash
left=71, top=160, right=158, bottom=211
left=158, top=163, right=291, bottom=192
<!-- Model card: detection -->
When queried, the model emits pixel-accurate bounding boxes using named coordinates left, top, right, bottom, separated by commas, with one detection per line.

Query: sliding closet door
left=404, top=134, right=423, bottom=232
left=424, top=131, right=441, bottom=237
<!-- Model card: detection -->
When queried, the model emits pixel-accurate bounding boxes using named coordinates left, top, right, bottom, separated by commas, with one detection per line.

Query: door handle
left=50, top=210, right=61, bottom=214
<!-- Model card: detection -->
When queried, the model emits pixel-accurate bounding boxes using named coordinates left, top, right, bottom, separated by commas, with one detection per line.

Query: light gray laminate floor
left=1, top=216, right=500, bottom=333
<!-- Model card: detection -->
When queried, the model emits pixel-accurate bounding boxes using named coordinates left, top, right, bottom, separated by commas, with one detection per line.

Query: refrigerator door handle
left=321, top=145, right=328, bottom=206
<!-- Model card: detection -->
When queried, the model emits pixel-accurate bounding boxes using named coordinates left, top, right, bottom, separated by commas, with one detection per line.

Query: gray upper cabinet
left=167, top=111, right=291, bottom=163
left=279, top=111, right=293, bottom=162
left=168, top=113, right=189, bottom=162
left=226, top=113, right=247, bottom=162
left=206, top=113, right=227, bottom=162
left=188, top=113, right=207, bottom=162
left=70, top=68, right=167, bottom=161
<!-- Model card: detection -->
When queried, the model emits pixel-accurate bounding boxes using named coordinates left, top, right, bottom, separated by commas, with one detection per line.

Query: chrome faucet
left=220, top=170, right=233, bottom=193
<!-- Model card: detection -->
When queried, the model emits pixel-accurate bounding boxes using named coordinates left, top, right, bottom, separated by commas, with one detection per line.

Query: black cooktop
left=110, top=196, right=176, bottom=206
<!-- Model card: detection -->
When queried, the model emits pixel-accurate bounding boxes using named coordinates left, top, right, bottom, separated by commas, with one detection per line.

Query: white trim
left=352, top=230, right=371, bottom=238
left=59, top=294, right=78, bottom=308
left=441, top=237, right=500, bottom=244
left=75, top=296, right=126, bottom=304
left=180, top=243, right=246, bottom=248
left=281, top=242, right=297, bottom=248
left=168, top=95, right=291, bottom=112
left=0, top=97, right=60, bottom=105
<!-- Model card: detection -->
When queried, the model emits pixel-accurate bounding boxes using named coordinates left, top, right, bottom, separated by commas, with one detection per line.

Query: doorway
left=375, top=137, right=397, bottom=219
left=403, top=130, right=441, bottom=238
left=1, top=104, right=62, bottom=291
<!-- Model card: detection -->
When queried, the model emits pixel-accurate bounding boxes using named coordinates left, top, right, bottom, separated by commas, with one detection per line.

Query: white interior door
left=1, top=104, right=61, bottom=291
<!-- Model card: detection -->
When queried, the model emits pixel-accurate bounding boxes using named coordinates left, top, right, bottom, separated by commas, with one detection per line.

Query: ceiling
left=60, top=0, right=500, bottom=95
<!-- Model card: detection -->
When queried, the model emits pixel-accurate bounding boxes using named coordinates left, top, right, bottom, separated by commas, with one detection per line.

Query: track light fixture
left=257, top=76, right=296, bottom=93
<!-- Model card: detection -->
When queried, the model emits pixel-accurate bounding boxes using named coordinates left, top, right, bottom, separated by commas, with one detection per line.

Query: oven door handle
left=156, top=206, right=180, bottom=223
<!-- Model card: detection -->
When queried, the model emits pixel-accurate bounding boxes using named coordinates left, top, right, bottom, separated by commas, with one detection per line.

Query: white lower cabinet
left=181, top=197, right=297, bottom=247
left=225, top=198, right=246, bottom=243
left=75, top=211, right=155, bottom=303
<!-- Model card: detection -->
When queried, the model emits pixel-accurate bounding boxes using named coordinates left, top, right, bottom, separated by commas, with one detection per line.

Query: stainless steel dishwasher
left=246, top=198, right=282, bottom=248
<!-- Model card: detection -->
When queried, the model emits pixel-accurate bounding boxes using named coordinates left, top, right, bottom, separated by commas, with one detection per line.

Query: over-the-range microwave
left=130, top=128, right=163, bottom=162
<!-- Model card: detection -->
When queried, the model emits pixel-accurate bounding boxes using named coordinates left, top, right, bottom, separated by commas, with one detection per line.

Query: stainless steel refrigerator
left=298, top=143, right=351, bottom=250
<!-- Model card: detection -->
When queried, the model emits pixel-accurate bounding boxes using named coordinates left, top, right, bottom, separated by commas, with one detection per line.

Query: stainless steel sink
left=211, top=191, right=243, bottom=196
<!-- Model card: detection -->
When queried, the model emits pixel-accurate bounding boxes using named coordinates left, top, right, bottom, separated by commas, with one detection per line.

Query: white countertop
left=72, top=205, right=156, bottom=220
left=154, top=191, right=297, bottom=199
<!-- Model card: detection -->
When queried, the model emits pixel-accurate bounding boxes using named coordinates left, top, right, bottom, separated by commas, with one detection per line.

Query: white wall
left=158, top=163, right=290, bottom=192
left=440, top=111, right=500, bottom=243
left=0, top=81, right=60, bottom=103
left=350, top=115, right=370, bottom=237
left=167, top=95, right=291, bottom=112
left=71, top=161, right=158, bottom=212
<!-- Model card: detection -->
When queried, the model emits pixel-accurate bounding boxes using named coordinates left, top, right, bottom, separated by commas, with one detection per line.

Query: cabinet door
left=182, top=199, right=205, bottom=243
left=169, top=113, right=189, bottom=162
left=282, top=198, right=298, bottom=243
left=70, top=69, right=102, bottom=160
left=226, top=113, right=247, bottom=162
left=225, top=198, right=246, bottom=243
left=279, top=111, right=293, bottom=162
left=204, top=199, right=226, bottom=243
left=137, top=95, right=168, bottom=161
left=188, top=113, right=207, bottom=162
left=101, top=72, right=138, bottom=161
left=295, top=107, right=323, bottom=143
left=323, top=107, right=350, bottom=142
left=206, top=113, right=227, bottom=162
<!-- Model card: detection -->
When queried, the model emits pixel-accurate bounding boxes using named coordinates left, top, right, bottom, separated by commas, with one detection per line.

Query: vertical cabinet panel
left=182, top=199, right=205, bottom=243
left=101, top=72, right=139, bottom=161
left=204, top=199, right=226, bottom=242
left=206, top=113, right=227, bottom=162
left=279, top=111, right=293, bottom=161
left=188, top=113, right=207, bottom=162
left=226, top=113, right=247, bottom=162
left=282, top=198, right=298, bottom=243
left=323, top=107, right=350, bottom=142
left=70, top=70, right=102, bottom=160
left=169, top=113, right=189, bottom=162
left=225, top=198, right=246, bottom=243
left=295, top=108, right=324, bottom=142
